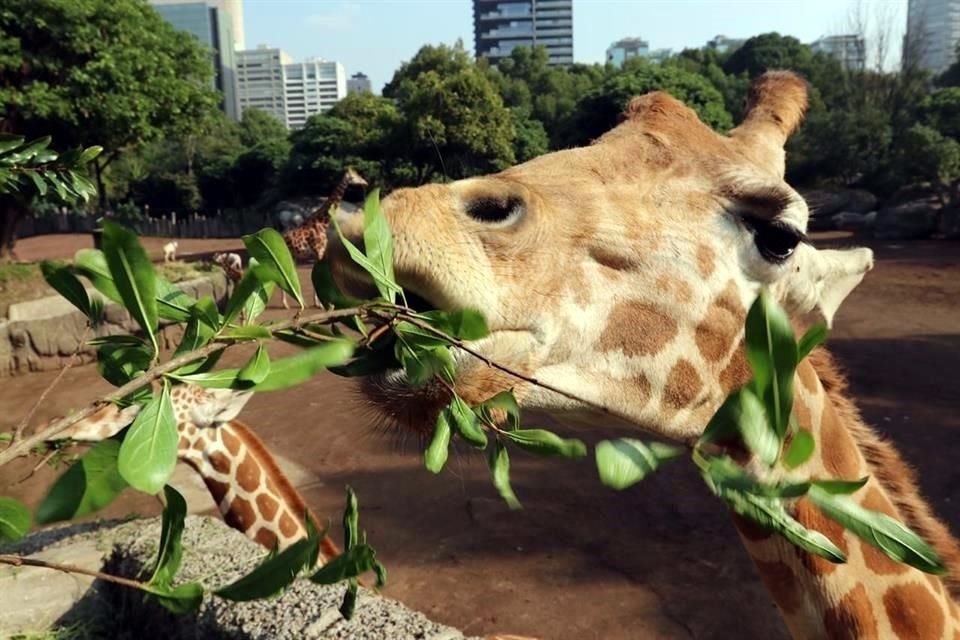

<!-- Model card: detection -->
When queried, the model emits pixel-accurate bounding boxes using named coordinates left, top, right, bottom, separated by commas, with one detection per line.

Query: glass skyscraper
left=473, top=0, right=573, bottom=66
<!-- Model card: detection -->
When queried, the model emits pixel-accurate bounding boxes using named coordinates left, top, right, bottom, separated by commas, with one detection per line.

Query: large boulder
left=803, top=189, right=879, bottom=220
left=874, top=201, right=939, bottom=240
left=939, top=207, right=960, bottom=239
left=831, top=211, right=876, bottom=232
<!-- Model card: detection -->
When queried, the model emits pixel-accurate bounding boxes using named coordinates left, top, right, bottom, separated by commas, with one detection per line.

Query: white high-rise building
left=236, top=46, right=347, bottom=129
left=810, top=35, right=866, bottom=71
left=907, top=0, right=960, bottom=72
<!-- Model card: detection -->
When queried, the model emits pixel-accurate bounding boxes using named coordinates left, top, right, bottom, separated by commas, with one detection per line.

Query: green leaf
left=424, top=411, right=452, bottom=473
left=36, top=439, right=129, bottom=524
left=476, top=390, right=521, bottom=429
left=168, top=368, right=240, bottom=389
left=798, top=324, right=828, bottom=361
left=505, top=428, right=587, bottom=458
left=26, top=170, right=47, bottom=196
left=87, top=335, right=146, bottom=348
left=362, top=188, right=397, bottom=303
left=340, top=581, right=359, bottom=620
left=216, top=535, right=319, bottom=601
left=237, top=345, right=271, bottom=385
left=446, top=396, right=487, bottom=448
left=0, top=134, right=24, bottom=155
left=343, top=486, right=359, bottom=550
left=420, top=309, right=489, bottom=340
left=117, top=383, right=177, bottom=494
left=221, top=325, right=273, bottom=340
left=73, top=249, right=122, bottom=304
left=398, top=344, right=454, bottom=386
left=809, top=486, right=945, bottom=574
left=101, top=221, right=158, bottom=353
left=744, top=290, right=797, bottom=438
left=145, top=582, right=204, bottom=614
left=308, top=544, right=379, bottom=585
left=394, top=321, right=449, bottom=350
left=250, top=340, right=354, bottom=392
left=0, top=496, right=32, bottom=543
left=783, top=429, right=816, bottom=469
left=595, top=438, right=685, bottom=490
left=312, top=261, right=362, bottom=309
left=703, top=386, right=779, bottom=466
left=40, top=261, right=90, bottom=317
left=77, top=146, right=104, bottom=165
left=243, top=228, right=303, bottom=308
left=328, top=343, right=400, bottom=378
left=488, top=440, right=521, bottom=510
left=171, top=309, right=216, bottom=376
left=192, top=296, right=221, bottom=331
left=97, top=343, right=152, bottom=387
left=811, top=477, right=870, bottom=495
left=330, top=211, right=402, bottom=302
left=150, top=485, right=188, bottom=588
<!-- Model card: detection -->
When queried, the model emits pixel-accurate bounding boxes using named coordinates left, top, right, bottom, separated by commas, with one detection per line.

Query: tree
left=0, top=0, right=220, bottom=209
left=556, top=61, right=732, bottom=148
left=382, top=41, right=474, bottom=101
left=511, top=109, right=550, bottom=163
left=899, top=124, right=960, bottom=207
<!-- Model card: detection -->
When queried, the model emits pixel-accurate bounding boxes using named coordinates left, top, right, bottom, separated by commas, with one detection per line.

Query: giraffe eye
left=466, top=196, right=524, bottom=225
left=746, top=217, right=803, bottom=263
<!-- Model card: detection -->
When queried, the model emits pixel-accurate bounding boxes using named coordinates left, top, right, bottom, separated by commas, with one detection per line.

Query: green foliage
left=117, top=382, right=178, bottom=494
left=0, top=496, right=32, bottom=543
left=101, top=220, right=159, bottom=354
left=243, top=228, right=303, bottom=309
left=36, top=439, right=128, bottom=524
left=0, top=135, right=99, bottom=204
left=595, top=439, right=684, bottom=491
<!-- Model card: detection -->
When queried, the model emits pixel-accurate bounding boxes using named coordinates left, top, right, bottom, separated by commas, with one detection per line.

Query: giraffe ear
left=777, top=244, right=874, bottom=328
left=54, top=404, right=142, bottom=442
left=729, top=71, right=809, bottom=175
left=188, top=388, right=254, bottom=427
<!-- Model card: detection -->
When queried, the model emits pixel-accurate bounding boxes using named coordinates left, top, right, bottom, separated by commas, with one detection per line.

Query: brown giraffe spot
left=254, top=527, right=279, bottom=550
left=597, top=302, right=678, bottom=357
left=696, top=244, right=715, bottom=278
left=694, top=282, right=745, bottom=362
left=823, top=584, right=879, bottom=640
left=719, top=347, right=752, bottom=393
left=883, top=581, right=946, bottom=640
left=186, top=424, right=197, bottom=436
left=662, top=359, right=702, bottom=412
left=754, top=560, right=801, bottom=614
left=193, top=439, right=205, bottom=451
left=221, top=429, right=242, bottom=456
left=236, top=454, right=261, bottom=493
left=818, top=401, right=863, bottom=480
left=278, top=512, right=299, bottom=538
left=178, top=436, right=189, bottom=450
left=204, top=478, right=230, bottom=505
left=256, top=493, right=280, bottom=521
left=797, top=360, right=820, bottom=393
left=655, top=274, right=693, bottom=304
left=732, top=514, right=773, bottom=541
left=794, top=498, right=848, bottom=575
left=224, top=496, right=257, bottom=531
left=860, top=487, right=911, bottom=576
left=207, top=451, right=232, bottom=475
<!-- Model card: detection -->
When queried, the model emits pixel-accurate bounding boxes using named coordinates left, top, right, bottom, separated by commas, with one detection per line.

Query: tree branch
left=0, top=553, right=150, bottom=592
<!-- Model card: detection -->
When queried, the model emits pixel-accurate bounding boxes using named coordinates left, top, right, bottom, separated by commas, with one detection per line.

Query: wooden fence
left=16, top=211, right=269, bottom=240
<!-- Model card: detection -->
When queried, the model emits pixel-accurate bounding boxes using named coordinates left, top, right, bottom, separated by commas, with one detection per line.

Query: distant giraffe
left=212, top=251, right=243, bottom=288
left=280, top=168, right=368, bottom=309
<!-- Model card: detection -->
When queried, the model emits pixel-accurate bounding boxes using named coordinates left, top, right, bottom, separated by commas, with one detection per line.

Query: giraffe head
left=343, top=166, right=369, bottom=191
left=327, top=72, right=873, bottom=441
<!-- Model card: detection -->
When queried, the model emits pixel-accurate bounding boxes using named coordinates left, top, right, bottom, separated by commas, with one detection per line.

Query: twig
left=15, top=447, right=60, bottom=485
left=0, top=553, right=151, bottom=592
left=12, top=325, right=93, bottom=443
left=0, top=306, right=370, bottom=467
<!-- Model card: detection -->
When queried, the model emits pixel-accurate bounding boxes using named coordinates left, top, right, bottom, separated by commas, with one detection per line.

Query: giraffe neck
left=733, top=352, right=960, bottom=639
left=301, top=173, right=352, bottom=229
left=176, top=419, right=339, bottom=562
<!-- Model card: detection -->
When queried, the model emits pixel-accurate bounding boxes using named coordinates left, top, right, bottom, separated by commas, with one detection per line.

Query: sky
left=242, top=0, right=908, bottom=93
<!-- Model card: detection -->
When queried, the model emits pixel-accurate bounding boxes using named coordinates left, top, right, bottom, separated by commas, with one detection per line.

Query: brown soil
left=1, top=233, right=959, bottom=640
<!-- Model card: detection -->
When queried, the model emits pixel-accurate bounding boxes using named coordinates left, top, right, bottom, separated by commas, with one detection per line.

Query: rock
left=938, top=207, right=960, bottom=239
left=802, top=188, right=878, bottom=218
left=874, top=201, right=940, bottom=240
left=830, top=211, right=876, bottom=231
left=0, top=516, right=472, bottom=640
left=843, top=190, right=878, bottom=214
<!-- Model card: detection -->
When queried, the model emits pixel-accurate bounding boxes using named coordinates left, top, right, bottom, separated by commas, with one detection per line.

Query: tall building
left=347, top=72, right=373, bottom=95
left=907, top=0, right=960, bottom=72
left=473, top=0, right=573, bottom=66
left=236, top=46, right=347, bottom=129
left=606, top=38, right=649, bottom=67
left=150, top=0, right=242, bottom=120
left=811, top=35, right=866, bottom=71
left=706, top=35, right=745, bottom=54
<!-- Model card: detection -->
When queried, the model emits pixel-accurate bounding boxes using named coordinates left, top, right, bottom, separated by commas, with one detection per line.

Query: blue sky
left=243, top=0, right=907, bottom=93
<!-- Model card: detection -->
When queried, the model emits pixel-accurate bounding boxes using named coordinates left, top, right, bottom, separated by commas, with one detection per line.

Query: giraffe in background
left=280, top=168, right=368, bottom=309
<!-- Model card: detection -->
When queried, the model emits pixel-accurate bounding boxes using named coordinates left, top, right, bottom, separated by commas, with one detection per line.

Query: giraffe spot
left=221, top=429, right=242, bottom=456
left=256, top=493, right=280, bottom=521
left=797, top=360, right=820, bottom=393
left=662, top=359, right=702, bottom=413
left=224, top=496, right=256, bottom=532
left=655, top=274, right=693, bottom=304
left=186, top=424, right=197, bottom=436
left=823, top=584, right=878, bottom=640
left=719, top=347, right=752, bottom=393
left=254, top=527, right=279, bottom=550
left=794, top=497, right=848, bottom=575
left=860, top=487, right=911, bottom=576
left=178, top=436, right=189, bottom=450
left=883, top=581, right=945, bottom=640
left=694, top=283, right=745, bottom=362
left=597, top=302, right=678, bottom=357
left=696, top=244, right=715, bottom=278
left=236, top=454, right=261, bottom=493
left=193, top=439, right=205, bottom=451
left=818, top=401, right=863, bottom=480
left=204, top=478, right=230, bottom=505
left=754, top=560, right=801, bottom=615
left=207, top=451, right=232, bottom=475
left=279, top=512, right=299, bottom=538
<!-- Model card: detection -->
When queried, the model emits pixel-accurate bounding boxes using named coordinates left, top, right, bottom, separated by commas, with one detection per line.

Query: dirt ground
left=1, top=233, right=958, bottom=640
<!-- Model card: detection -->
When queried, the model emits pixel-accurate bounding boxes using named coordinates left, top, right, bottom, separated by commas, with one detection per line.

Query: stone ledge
left=0, top=273, right=228, bottom=377
left=0, top=515, right=473, bottom=640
